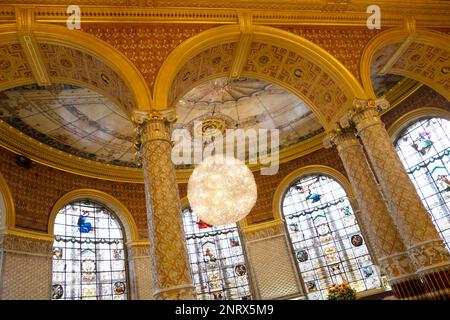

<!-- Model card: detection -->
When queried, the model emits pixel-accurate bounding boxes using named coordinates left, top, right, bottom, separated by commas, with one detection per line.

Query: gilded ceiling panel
left=169, top=42, right=237, bottom=106
left=392, top=42, right=450, bottom=94
left=244, top=41, right=348, bottom=123
left=81, top=23, right=220, bottom=95
left=39, top=43, right=136, bottom=115
left=0, top=43, right=33, bottom=84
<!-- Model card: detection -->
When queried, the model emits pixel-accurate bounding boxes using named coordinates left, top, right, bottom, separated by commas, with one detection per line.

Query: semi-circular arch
left=154, top=25, right=367, bottom=129
left=360, top=27, right=450, bottom=100
left=0, top=23, right=152, bottom=111
left=272, top=165, right=355, bottom=221
left=48, top=189, right=139, bottom=242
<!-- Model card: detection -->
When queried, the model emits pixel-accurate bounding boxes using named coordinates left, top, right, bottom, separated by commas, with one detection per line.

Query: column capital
left=323, top=123, right=358, bottom=151
left=133, top=109, right=178, bottom=146
left=341, top=97, right=390, bottom=133
left=131, top=108, right=178, bottom=125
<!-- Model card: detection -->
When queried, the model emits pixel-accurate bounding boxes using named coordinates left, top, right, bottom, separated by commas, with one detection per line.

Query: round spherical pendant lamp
left=187, top=155, right=257, bottom=225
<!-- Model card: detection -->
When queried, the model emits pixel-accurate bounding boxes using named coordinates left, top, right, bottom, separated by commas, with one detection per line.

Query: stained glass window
left=282, top=175, right=382, bottom=300
left=182, top=207, right=252, bottom=300
left=52, top=201, right=128, bottom=300
left=395, top=117, right=450, bottom=250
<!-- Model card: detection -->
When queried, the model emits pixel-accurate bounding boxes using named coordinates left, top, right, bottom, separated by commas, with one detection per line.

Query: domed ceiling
left=0, top=84, right=137, bottom=167
left=0, top=78, right=323, bottom=169
left=175, top=77, right=323, bottom=153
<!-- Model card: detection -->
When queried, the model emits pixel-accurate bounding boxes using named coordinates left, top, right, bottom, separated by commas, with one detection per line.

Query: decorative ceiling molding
left=378, top=34, right=417, bottom=75
left=230, top=12, right=253, bottom=79
left=15, top=7, right=51, bottom=86
left=0, top=2, right=449, bottom=27
left=0, top=23, right=152, bottom=112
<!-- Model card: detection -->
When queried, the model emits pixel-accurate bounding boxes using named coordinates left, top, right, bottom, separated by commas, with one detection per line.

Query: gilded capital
left=323, top=123, right=358, bottom=152
left=133, top=109, right=178, bottom=146
left=346, top=97, right=390, bottom=133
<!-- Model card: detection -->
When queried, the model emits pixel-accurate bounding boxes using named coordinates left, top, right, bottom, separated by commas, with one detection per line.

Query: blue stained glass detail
left=306, top=193, right=321, bottom=203
left=77, top=215, right=93, bottom=233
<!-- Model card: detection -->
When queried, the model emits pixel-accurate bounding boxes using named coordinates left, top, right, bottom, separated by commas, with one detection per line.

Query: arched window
left=181, top=206, right=252, bottom=300
left=282, top=174, right=381, bottom=300
left=394, top=117, right=450, bottom=250
left=52, top=200, right=128, bottom=300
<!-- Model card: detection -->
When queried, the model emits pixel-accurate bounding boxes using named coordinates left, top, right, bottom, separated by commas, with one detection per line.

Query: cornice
left=0, top=3, right=449, bottom=27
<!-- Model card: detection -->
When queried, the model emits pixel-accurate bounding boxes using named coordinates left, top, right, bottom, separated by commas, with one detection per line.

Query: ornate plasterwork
left=246, top=41, right=349, bottom=123
left=409, top=240, right=450, bottom=273
left=1, top=2, right=449, bottom=28
left=170, top=40, right=349, bottom=125
left=39, top=43, right=136, bottom=115
left=360, top=27, right=450, bottom=100
left=390, top=41, right=450, bottom=100
left=169, top=42, right=237, bottom=106
left=0, top=233, right=53, bottom=256
left=0, top=43, right=33, bottom=84
left=277, top=26, right=383, bottom=81
left=82, top=23, right=219, bottom=94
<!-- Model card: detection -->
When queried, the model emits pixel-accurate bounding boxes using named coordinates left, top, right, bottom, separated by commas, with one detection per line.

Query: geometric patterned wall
left=0, top=234, right=53, bottom=300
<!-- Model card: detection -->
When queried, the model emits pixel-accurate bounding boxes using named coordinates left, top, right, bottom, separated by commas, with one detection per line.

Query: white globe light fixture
left=187, top=155, right=257, bottom=225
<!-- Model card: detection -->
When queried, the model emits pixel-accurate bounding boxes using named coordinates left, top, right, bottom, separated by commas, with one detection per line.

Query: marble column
left=344, top=98, right=450, bottom=300
left=138, top=111, right=195, bottom=300
left=325, top=126, right=424, bottom=299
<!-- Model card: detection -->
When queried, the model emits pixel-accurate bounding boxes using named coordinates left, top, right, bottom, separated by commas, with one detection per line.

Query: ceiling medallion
left=258, top=55, right=270, bottom=65
left=410, top=54, right=421, bottom=62
left=294, top=68, right=304, bottom=78
left=59, top=58, right=73, bottom=69
left=0, top=59, right=11, bottom=70
left=193, top=118, right=226, bottom=142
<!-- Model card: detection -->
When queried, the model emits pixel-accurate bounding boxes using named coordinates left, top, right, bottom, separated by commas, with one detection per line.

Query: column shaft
left=139, top=112, right=195, bottom=300
left=328, top=129, right=424, bottom=299
left=348, top=99, right=450, bottom=299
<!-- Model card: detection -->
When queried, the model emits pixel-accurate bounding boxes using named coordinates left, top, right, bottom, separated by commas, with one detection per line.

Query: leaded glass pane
left=282, top=175, right=382, bottom=300
left=395, top=117, right=450, bottom=250
left=182, top=207, right=252, bottom=300
left=52, top=201, right=128, bottom=300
